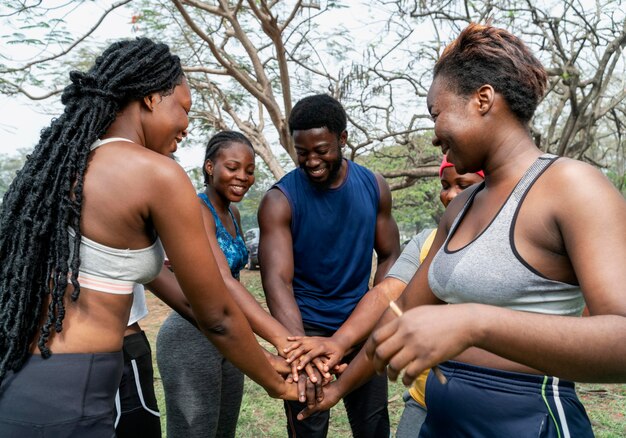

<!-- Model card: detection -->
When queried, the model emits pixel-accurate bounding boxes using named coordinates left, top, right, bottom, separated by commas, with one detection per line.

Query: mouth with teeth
left=307, top=167, right=327, bottom=180
left=229, top=184, right=248, bottom=196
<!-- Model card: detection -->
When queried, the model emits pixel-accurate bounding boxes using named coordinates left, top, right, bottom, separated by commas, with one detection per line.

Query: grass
left=143, top=270, right=626, bottom=437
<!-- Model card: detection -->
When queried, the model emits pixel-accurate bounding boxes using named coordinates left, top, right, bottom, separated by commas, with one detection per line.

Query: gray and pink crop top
left=66, top=137, right=165, bottom=294
left=428, top=154, right=585, bottom=316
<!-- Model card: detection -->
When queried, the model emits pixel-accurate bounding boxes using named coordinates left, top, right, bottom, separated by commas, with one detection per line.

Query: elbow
left=195, top=305, right=232, bottom=337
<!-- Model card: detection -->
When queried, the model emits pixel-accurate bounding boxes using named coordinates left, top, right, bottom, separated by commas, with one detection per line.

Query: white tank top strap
left=90, top=137, right=135, bottom=151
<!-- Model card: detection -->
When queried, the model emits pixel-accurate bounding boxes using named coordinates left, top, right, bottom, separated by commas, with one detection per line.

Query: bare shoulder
left=259, top=187, right=289, bottom=213
left=543, top=157, right=625, bottom=209
left=373, top=172, right=392, bottom=194
left=259, top=187, right=291, bottom=228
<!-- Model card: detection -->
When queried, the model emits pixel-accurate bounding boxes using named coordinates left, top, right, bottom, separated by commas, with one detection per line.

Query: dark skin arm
left=258, top=187, right=330, bottom=396
left=297, top=202, right=450, bottom=418
left=146, top=157, right=296, bottom=399
left=371, top=173, right=401, bottom=284
left=258, top=188, right=304, bottom=336
left=202, top=201, right=292, bottom=352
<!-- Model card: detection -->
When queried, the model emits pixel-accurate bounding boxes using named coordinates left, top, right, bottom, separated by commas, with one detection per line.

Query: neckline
left=198, top=193, right=240, bottom=240
left=444, top=154, right=554, bottom=254
left=91, top=137, right=135, bottom=150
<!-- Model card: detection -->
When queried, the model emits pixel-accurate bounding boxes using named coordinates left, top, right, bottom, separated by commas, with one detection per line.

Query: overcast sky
left=0, top=1, right=431, bottom=171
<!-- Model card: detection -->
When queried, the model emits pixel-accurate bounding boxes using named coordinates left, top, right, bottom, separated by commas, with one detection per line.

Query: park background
left=0, top=0, right=625, bottom=436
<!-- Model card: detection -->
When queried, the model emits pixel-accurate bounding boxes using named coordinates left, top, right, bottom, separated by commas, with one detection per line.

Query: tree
left=1, top=0, right=624, bottom=194
left=388, top=0, right=626, bottom=183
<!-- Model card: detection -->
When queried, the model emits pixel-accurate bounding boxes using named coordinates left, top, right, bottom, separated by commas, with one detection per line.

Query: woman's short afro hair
left=434, top=23, right=547, bottom=124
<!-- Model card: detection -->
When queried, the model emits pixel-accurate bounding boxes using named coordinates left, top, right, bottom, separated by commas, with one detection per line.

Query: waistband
left=122, top=330, right=152, bottom=360
left=438, top=361, right=577, bottom=397
left=76, top=271, right=134, bottom=294
left=0, top=352, right=123, bottom=424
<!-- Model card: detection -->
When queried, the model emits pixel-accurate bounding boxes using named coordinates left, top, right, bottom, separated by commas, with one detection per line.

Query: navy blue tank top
left=198, top=193, right=248, bottom=280
left=274, top=160, right=379, bottom=331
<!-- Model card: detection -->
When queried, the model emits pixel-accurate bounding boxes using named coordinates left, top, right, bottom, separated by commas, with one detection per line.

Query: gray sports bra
left=428, top=154, right=585, bottom=316
left=66, top=137, right=165, bottom=294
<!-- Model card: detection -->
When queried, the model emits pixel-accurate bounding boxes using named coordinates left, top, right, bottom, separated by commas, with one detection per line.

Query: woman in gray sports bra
left=367, top=23, right=626, bottom=438
left=299, top=23, right=626, bottom=437
left=0, top=38, right=297, bottom=436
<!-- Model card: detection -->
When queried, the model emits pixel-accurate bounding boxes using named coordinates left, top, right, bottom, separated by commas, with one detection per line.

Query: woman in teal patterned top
left=157, top=131, right=297, bottom=438
left=197, top=194, right=247, bottom=279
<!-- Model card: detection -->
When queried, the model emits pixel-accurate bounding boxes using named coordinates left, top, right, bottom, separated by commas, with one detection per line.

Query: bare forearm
left=333, top=280, right=405, bottom=351
left=146, top=266, right=196, bottom=326
left=227, top=279, right=292, bottom=348
left=264, top=278, right=305, bottom=336
left=197, top=306, right=286, bottom=396
left=373, top=256, right=396, bottom=285
left=474, top=305, right=626, bottom=382
left=334, top=347, right=379, bottom=397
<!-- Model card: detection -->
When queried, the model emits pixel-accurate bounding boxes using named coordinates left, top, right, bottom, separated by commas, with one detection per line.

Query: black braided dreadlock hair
left=202, top=131, right=255, bottom=185
left=0, top=37, right=183, bottom=385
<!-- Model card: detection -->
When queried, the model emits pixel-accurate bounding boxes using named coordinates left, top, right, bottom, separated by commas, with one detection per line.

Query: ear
left=476, top=85, right=495, bottom=115
left=143, top=94, right=156, bottom=112
left=204, top=159, right=214, bottom=176
left=339, top=129, right=348, bottom=146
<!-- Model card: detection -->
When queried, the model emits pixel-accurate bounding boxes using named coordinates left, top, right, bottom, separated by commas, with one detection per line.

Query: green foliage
left=606, top=169, right=626, bottom=196
left=236, top=159, right=279, bottom=232
left=355, top=136, right=443, bottom=239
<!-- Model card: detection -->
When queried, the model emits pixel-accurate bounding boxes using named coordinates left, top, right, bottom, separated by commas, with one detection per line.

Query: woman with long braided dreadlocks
left=0, top=37, right=296, bottom=436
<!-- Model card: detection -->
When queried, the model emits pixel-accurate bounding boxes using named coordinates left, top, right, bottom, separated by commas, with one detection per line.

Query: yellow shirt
left=408, top=228, right=437, bottom=408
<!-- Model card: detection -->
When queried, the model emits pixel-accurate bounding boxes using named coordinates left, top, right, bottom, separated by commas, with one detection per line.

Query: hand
left=297, top=380, right=343, bottom=420
left=297, top=367, right=325, bottom=405
left=284, top=336, right=348, bottom=377
left=264, top=349, right=292, bottom=376
left=366, top=304, right=476, bottom=386
left=275, top=378, right=299, bottom=401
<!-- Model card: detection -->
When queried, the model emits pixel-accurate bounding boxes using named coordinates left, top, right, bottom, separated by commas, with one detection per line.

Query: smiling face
left=427, top=76, right=484, bottom=175
left=439, top=166, right=484, bottom=207
left=293, top=127, right=346, bottom=189
left=205, top=141, right=255, bottom=203
left=143, top=76, right=192, bottom=156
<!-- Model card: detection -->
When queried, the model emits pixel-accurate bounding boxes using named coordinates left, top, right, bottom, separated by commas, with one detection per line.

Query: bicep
left=147, top=164, right=231, bottom=321
left=373, top=174, right=400, bottom=263
left=556, top=168, right=626, bottom=316
left=258, top=190, right=294, bottom=289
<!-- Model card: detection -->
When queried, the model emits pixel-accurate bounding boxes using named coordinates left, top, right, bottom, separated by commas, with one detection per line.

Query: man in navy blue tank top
left=259, top=94, right=400, bottom=437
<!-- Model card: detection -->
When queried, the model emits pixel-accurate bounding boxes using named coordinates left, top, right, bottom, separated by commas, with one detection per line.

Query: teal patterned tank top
left=198, top=193, right=248, bottom=280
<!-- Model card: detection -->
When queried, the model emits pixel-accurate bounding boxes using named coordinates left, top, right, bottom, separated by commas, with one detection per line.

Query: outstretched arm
left=147, top=157, right=295, bottom=400
left=201, top=201, right=292, bottom=352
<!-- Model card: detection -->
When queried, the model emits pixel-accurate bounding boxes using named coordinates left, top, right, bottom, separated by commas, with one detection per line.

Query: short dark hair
left=0, top=37, right=183, bottom=385
left=288, top=94, right=347, bottom=137
left=203, top=131, right=255, bottom=184
left=434, top=23, right=547, bottom=124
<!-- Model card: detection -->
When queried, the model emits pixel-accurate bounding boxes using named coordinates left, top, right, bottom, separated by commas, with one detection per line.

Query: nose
left=182, top=128, right=188, bottom=138
left=306, top=156, right=321, bottom=168
left=440, top=189, right=455, bottom=208
left=235, top=169, right=248, bottom=181
left=432, top=134, right=441, bottom=147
